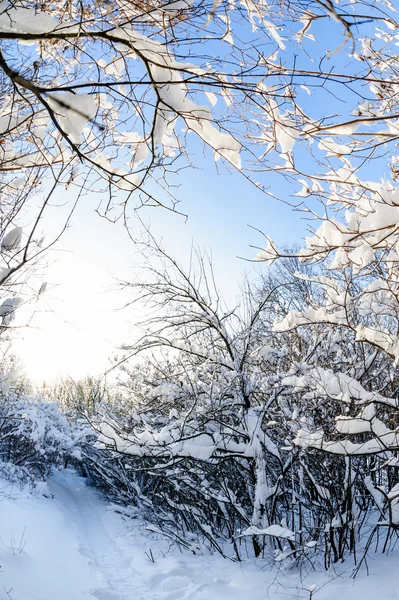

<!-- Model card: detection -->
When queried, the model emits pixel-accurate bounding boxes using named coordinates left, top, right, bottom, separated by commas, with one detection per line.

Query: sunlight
left=18, top=323, right=112, bottom=384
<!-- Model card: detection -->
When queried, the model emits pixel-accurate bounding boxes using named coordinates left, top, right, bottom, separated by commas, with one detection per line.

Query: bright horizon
left=14, top=160, right=308, bottom=385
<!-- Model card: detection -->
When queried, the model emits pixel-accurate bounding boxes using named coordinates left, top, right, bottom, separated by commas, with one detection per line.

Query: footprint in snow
left=91, top=588, right=125, bottom=600
left=160, top=575, right=191, bottom=592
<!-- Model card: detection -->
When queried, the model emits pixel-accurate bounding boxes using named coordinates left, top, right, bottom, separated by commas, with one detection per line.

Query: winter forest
left=2, top=0, right=399, bottom=599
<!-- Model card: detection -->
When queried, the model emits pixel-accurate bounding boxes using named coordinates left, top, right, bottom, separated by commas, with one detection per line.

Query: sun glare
left=18, top=323, right=112, bottom=385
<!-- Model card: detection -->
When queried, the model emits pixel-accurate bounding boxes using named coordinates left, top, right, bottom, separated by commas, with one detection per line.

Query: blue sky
left=17, top=111, right=390, bottom=384
left=16, top=152, right=308, bottom=384
left=13, top=7, right=393, bottom=384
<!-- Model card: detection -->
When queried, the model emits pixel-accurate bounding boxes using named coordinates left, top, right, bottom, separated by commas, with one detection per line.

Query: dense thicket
left=66, top=244, right=399, bottom=569
left=1, top=241, right=399, bottom=571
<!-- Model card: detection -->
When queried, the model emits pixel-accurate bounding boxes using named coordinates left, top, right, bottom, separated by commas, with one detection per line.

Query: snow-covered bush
left=0, top=393, right=79, bottom=486
left=77, top=242, right=399, bottom=568
left=272, top=263, right=399, bottom=566
left=79, top=243, right=332, bottom=561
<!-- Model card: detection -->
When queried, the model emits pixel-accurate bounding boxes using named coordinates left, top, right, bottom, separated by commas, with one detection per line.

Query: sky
left=9, top=6, right=388, bottom=385
left=15, top=156, right=309, bottom=385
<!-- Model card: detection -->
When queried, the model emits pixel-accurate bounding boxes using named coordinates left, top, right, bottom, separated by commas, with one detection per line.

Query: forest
left=1, top=0, right=399, bottom=598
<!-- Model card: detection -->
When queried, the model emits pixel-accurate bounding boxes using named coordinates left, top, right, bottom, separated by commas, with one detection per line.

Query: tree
left=1, top=0, right=399, bottom=326
left=45, top=375, right=111, bottom=415
left=82, top=239, right=351, bottom=562
left=84, top=239, right=285, bottom=558
left=2, top=0, right=399, bottom=217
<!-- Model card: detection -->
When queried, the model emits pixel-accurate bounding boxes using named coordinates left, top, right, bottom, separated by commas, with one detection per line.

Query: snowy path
left=0, top=470, right=163, bottom=600
left=48, top=471, right=139, bottom=600
left=45, top=472, right=271, bottom=600
left=0, top=470, right=399, bottom=600
left=0, top=470, right=277, bottom=600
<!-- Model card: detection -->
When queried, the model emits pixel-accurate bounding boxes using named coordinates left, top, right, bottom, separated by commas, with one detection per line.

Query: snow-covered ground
left=0, top=470, right=397, bottom=600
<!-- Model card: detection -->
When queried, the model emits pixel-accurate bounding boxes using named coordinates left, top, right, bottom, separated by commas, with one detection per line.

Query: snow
left=274, top=306, right=348, bottom=332
left=0, top=4, right=58, bottom=34
left=47, top=93, right=97, bottom=144
left=282, top=367, right=397, bottom=407
left=1, top=227, right=23, bottom=252
left=241, top=524, right=296, bottom=540
left=0, top=296, right=22, bottom=320
left=295, top=427, right=399, bottom=456
left=2, top=469, right=399, bottom=600
left=162, top=0, right=194, bottom=11
left=106, top=26, right=242, bottom=170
